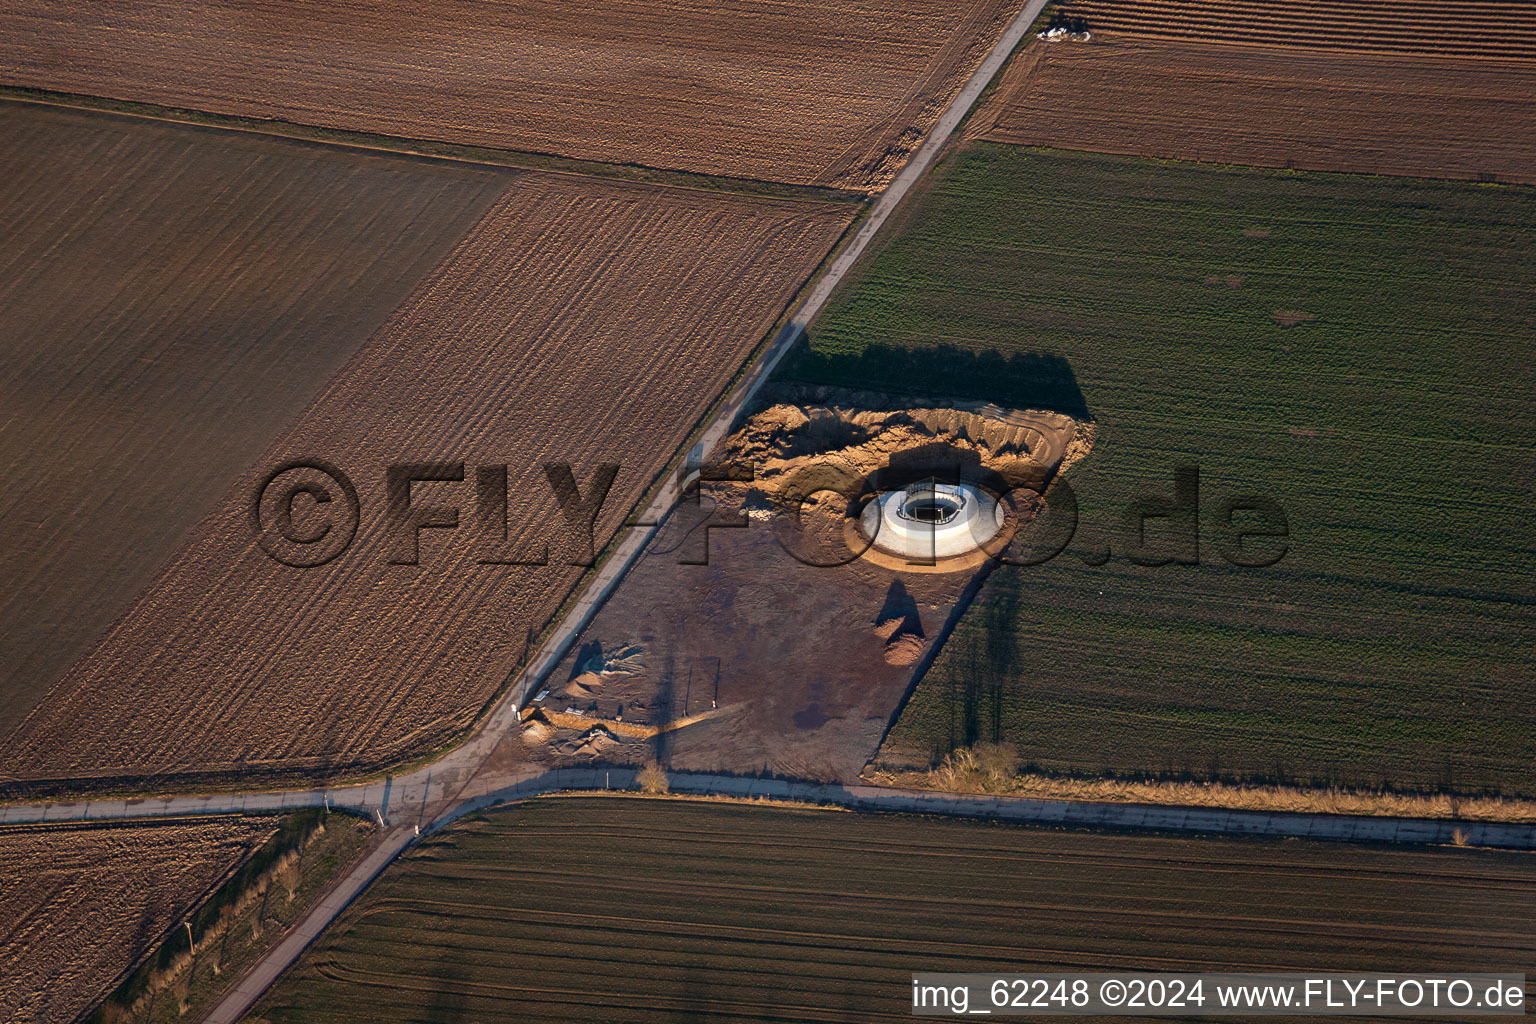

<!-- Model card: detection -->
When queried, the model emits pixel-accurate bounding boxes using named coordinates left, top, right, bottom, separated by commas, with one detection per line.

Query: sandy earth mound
left=720, top=400, right=1092, bottom=512
left=882, top=633, right=928, bottom=666
left=556, top=727, right=621, bottom=758
left=873, top=614, right=928, bottom=666
left=563, top=672, right=604, bottom=699
left=563, top=643, right=646, bottom=698
left=520, top=712, right=555, bottom=744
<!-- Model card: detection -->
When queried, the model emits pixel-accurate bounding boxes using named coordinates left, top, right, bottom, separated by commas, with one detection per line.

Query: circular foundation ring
left=854, top=482, right=1002, bottom=572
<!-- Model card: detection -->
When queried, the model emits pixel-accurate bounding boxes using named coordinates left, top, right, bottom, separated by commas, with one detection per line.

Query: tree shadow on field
left=652, top=648, right=677, bottom=768
left=423, top=956, right=471, bottom=1023
left=668, top=965, right=718, bottom=1024
left=781, top=341, right=1091, bottom=421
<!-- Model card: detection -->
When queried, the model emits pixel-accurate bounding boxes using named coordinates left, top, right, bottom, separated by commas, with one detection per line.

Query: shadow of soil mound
left=780, top=341, right=1091, bottom=421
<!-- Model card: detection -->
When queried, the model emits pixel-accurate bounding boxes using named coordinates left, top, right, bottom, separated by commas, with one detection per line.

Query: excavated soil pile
left=722, top=401, right=1091, bottom=506
left=875, top=615, right=928, bottom=667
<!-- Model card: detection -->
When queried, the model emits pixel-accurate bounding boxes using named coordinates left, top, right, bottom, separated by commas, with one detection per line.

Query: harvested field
left=0, top=175, right=852, bottom=792
left=1060, top=0, right=1536, bottom=61
left=0, top=101, right=508, bottom=740
left=783, top=144, right=1536, bottom=795
left=0, top=0, right=1020, bottom=191
left=249, top=797, right=1536, bottom=1023
left=0, top=816, right=275, bottom=1024
left=973, top=38, right=1536, bottom=186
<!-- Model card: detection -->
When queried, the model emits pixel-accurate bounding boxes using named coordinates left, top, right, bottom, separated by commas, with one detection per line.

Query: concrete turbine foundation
left=858, top=481, right=1002, bottom=570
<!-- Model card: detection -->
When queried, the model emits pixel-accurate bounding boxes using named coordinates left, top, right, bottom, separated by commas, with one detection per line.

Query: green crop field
left=251, top=797, right=1534, bottom=1023
left=780, top=144, right=1536, bottom=795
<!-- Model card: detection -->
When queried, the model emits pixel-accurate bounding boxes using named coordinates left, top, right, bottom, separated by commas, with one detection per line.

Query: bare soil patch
left=527, top=487, right=975, bottom=782
left=974, top=37, right=1536, bottom=185
left=1272, top=309, right=1317, bottom=327
left=521, top=394, right=1088, bottom=782
left=0, top=817, right=274, bottom=1024
left=0, top=101, right=506, bottom=739
left=0, top=0, right=1019, bottom=191
left=0, top=175, right=850, bottom=793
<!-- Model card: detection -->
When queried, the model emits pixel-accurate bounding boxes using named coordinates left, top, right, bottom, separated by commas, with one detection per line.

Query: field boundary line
left=0, top=89, right=866, bottom=205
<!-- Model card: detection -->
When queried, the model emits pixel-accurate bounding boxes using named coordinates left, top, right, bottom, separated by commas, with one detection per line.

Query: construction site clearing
left=513, top=387, right=1092, bottom=782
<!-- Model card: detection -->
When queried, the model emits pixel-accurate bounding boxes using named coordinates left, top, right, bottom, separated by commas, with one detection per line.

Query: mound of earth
left=564, top=672, right=604, bottom=699
left=556, top=727, right=621, bottom=758
left=882, top=633, right=927, bottom=666
left=874, top=613, right=928, bottom=666
left=563, top=642, right=647, bottom=698
left=520, top=714, right=554, bottom=744
left=571, top=642, right=645, bottom=676
left=538, top=392, right=1096, bottom=782
left=720, top=399, right=1092, bottom=512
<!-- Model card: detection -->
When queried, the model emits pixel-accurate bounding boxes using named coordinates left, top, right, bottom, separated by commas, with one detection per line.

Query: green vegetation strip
left=90, top=811, right=373, bottom=1024
left=780, top=143, right=1536, bottom=795
left=251, top=797, right=1534, bottom=1023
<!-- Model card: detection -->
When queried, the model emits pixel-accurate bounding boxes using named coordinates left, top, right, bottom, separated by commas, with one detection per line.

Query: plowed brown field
left=975, top=0, right=1536, bottom=185
left=1063, top=0, right=1536, bottom=60
left=0, top=175, right=851, bottom=792
left=0, top=101, right=508, bottom=741
left=251, top=798, right=1536, bottom=1023
left=0, top=817, right=274, bottom=1024
left=974, top=37, right=1536, bottom=185
left=0, top=0, right=1019, bottom=191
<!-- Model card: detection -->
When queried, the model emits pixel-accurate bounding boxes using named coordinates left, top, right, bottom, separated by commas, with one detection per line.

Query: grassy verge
left=782, top=142, right=1536, bottom=796
left=870, top=745, right=1536, bottom=823
left=88, top=810, right=374, bottom=1024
